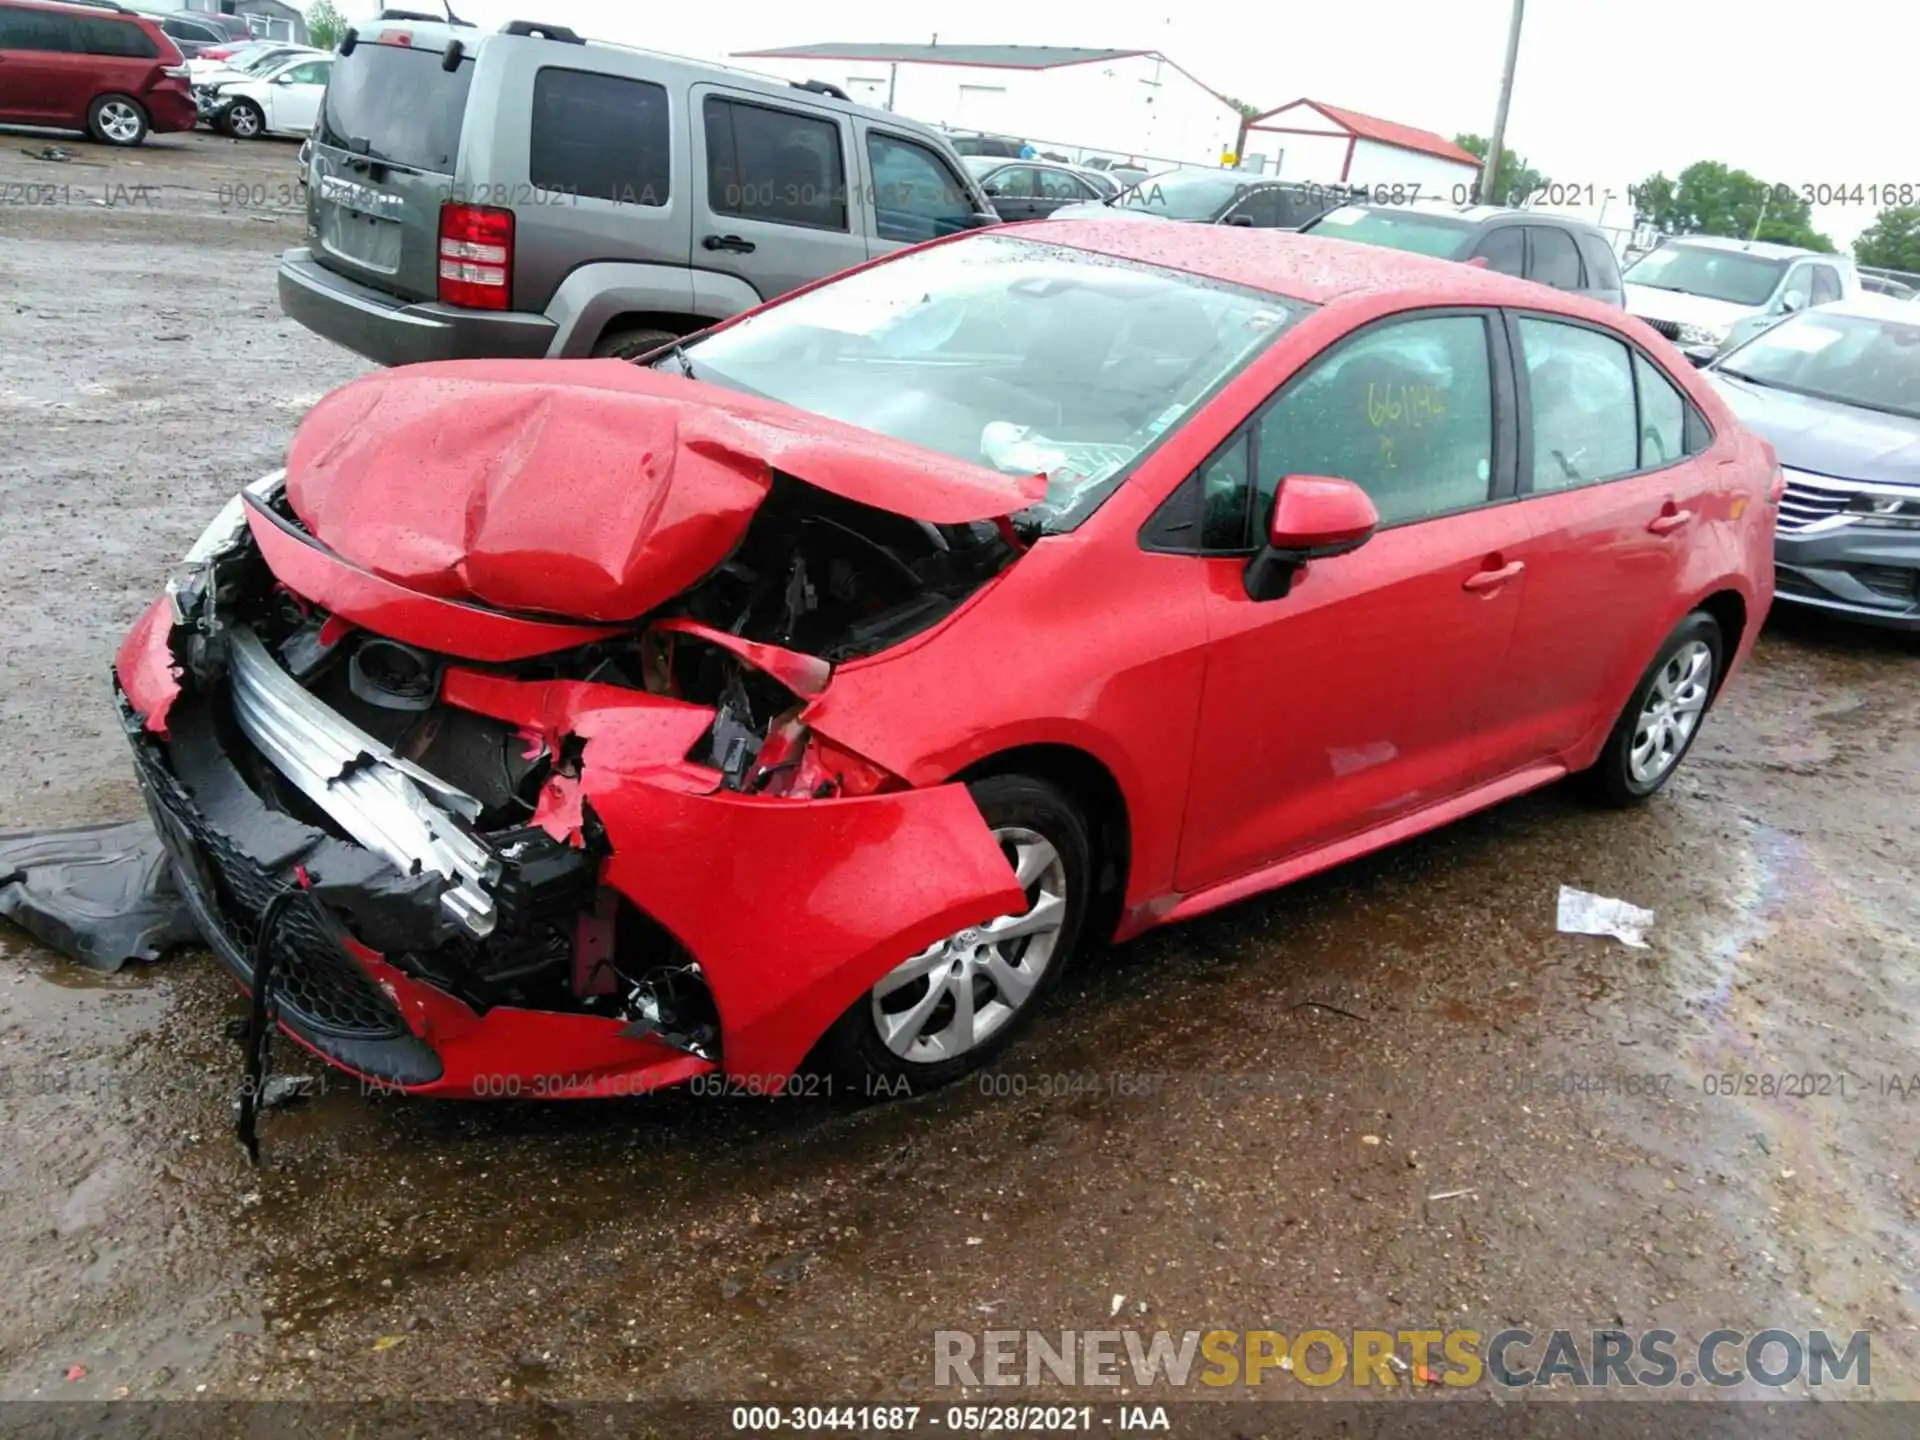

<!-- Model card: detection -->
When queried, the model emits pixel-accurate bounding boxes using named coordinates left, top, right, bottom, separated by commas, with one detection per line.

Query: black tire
left=1580, top=611, right=1724, bottom=807
left=591, top=325, right=679, bottom=361
left=86, top=94, right=149, bottom=147
left=221, top=99, right=265, bottom=141
left=817, top=774, right=1091, bottom=1098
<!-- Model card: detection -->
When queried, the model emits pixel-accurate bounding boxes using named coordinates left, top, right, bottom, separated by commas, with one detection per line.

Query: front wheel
left=221, top=99, right=265, bottom=140
left=87, top=94, right=149, bottom=147
left=819, top=774, right=1091, bottom=1096
left=1581, top=612, right=1723, bottom=806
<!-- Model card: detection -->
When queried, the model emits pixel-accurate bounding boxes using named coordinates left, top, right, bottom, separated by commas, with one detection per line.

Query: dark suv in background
left=279, top=16, right=993, bottom=365
left=0, top=0, right=194, bottom=145
left=1304, top=202, right=1626, bottom=307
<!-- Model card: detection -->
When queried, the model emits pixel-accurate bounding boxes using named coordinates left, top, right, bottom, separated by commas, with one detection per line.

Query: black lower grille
left=1855, top=565, right=1917, bottom=603
left=131, top=739, right=411, bottom=1042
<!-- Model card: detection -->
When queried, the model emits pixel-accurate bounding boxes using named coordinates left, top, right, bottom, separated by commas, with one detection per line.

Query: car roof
left=1015, top=220, right=1609, bottom=308
left=1652, top=234, right=1841, bottom=262
left=16, top=0, right=160, bottom=14
left=1335, top=201, right=1605, bottom=234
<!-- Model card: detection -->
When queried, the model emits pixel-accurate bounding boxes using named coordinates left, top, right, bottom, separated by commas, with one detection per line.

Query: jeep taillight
left=438, top=202, right=512, bottom=310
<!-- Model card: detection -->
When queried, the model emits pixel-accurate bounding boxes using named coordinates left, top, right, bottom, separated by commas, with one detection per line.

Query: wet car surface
left=1, top=135, right=1918, bottom=1415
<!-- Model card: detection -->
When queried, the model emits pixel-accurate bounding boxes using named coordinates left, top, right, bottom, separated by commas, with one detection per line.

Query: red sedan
left=116, top=223, right=1778, bottom=1102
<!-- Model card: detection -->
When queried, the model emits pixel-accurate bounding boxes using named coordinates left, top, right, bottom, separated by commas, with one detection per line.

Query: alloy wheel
left=870, top=826, right=1068, bottom=1064
left=99, top=101, right=142, bottom=144
left=1629, top=639, right=1713, bottom=786
left=229, top=105, right=261, bottom=138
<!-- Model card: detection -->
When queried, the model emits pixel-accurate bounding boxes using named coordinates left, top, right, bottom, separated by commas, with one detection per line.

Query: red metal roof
left=1247, top=99, right=1480, bottom=168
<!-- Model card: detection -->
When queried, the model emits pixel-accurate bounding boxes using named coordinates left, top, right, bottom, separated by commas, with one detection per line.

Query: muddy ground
left=1, top=130, right=1918, bottom=1427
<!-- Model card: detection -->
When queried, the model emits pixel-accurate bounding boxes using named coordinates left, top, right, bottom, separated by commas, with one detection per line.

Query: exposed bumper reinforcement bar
left=226, top=627, right=501, bottom=937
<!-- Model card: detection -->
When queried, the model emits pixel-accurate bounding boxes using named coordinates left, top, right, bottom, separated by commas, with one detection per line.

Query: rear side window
left=1474, top=226, right=1526, bottom=276
left=530, top=68, right=670, bottom=207
left=0, top=6, right=76, bottom=51
left=1527, top=228, right=1584, bottom=290
left=1633, top=352, right=1687, bottom=469
left=1576, top=233, right=1622, bottom=290
left=867, top=132, right=975, bottom=242
left=706, top=96, right=847, bottom=231
left=80, top=17, right=158, bottom=58
left=1518, top=317, right=1637, bottom=490
left=319, top=42, right=472, bottom=173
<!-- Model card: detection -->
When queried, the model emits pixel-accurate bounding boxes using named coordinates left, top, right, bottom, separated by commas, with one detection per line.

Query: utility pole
left=1480, top=0, right=1525, bottom=205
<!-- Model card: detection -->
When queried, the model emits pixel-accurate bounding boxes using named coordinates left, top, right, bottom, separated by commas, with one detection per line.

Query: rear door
left=307, top=34, right=474, bottom=302
left=1494, top=311, right=1720, bottom=764
left=691, top=86, right=864, bottom=301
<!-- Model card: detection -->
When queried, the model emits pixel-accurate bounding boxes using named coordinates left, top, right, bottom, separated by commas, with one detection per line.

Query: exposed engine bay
left=152, top=472, right=1018, bottom=1055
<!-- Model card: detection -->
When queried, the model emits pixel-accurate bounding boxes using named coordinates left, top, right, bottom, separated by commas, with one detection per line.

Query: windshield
left=1718, top=310, right=1920, bottom=419
left=318, top=42, right=472, bottom=172
left=1624, top=244, right=1790, bottom=307
left=1307, top=206, right=1476, bottom=258
left=1116, top=170, right=1249, bottom=221
left=679, top=236, right=1304, bottom=530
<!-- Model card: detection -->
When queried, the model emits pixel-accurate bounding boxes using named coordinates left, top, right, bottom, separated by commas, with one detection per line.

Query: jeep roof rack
left=791, top=78, right=851, bottom=102
left=377, top=9, right=461, bottom=22
left=501, top=19, right=583, bottom=43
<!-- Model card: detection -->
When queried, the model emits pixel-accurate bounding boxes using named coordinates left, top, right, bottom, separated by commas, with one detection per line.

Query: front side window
left=1527, top=228, right=1583, bottom=290
left=531, top=69, right=670, bottom=207
left=1518, top=317, right=1637, bottom=491
left=281, top=61, right=329, bottom=85
left=1623, top=243, right=1789, bottom=307
left=1474, top=226, right=1526, bottom=277
left=681, top=235, right=1304, bottom=531
left=1116, top=170, right=1250, bottom=222
left=867, top=133, right=975, bottom=241
left=706, top=97, right=847, bottom=231
left=1254, top=314, right=1496, bottom=529
left=980, top=165, right=1037, bottom=199
left=1811, top=266, right=1843, bottom=305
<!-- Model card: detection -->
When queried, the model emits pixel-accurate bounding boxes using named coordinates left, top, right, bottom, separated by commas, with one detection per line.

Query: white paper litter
left=1556, top=886, right=1655, bottom=949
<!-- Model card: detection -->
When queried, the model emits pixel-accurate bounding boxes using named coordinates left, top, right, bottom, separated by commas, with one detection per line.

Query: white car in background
left=201, top=53, right=333, bottom=140
left=1622, top=236, right=1859, bottom=364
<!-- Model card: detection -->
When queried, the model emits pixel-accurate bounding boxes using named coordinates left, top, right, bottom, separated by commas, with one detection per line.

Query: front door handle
left=702, top=233, right=756, bottom=254
left=1648, top=508, right=1694, bottom=536
left=1463, top=560, right=1525, bottom=592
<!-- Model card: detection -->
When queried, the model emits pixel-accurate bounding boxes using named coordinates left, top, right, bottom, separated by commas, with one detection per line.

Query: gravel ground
left=1, top=128, right=1917, bottom=1432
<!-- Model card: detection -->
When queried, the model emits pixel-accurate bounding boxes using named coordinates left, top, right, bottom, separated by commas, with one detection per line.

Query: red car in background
left=116, top=223, right=1777, bottom=1104
left=0, top=0, right=194, bottom=146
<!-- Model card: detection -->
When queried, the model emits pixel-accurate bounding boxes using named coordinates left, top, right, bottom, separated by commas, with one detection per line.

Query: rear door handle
left=1463, top=560, right=1525, bottom=592
left=1648, top=508, right=1694, bottom=536
left=702, top=233, right=755, bottom=254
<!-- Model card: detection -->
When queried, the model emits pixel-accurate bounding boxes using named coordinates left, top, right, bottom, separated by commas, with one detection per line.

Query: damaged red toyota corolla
left=115, top=224, right=1778, bottom=1102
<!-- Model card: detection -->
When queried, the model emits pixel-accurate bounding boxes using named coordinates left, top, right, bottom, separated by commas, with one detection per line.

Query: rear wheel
left=221, top=99, right=265, bottom=140
left=88, top=94, right=148, bottom=147
left=1581, top=612, right=1723, bottom=806
left=819, top=774, right=1090, bottom=1096
left=591, top=325, right=679, bottom=361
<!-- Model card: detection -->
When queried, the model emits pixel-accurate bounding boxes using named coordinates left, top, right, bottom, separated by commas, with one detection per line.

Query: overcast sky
left=350, top=0, right=1915, bottom=248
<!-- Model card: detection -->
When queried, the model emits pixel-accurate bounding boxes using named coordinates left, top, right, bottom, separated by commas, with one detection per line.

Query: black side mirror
left=959, top=211, right=1000, bottom=230
left=1225, top=212, right=1255, bottom=228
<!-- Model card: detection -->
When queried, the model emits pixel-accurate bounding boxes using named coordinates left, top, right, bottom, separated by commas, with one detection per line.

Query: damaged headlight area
left=127, top=467, right=1020, bottom=1094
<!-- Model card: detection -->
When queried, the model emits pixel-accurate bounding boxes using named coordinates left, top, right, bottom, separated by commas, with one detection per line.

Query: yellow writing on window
left=1366, top=382, right=1447, bottom=428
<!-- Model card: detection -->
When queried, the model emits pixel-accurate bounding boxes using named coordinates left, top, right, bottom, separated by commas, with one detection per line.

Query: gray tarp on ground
left=0, top=819, right=198, bottom=971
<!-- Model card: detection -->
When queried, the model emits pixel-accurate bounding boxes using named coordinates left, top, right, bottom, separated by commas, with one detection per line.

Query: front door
left=689, top=85, right=867, bottom=303
left=266, top=58, right=329, bottom=134
left=1493, top=312, right=1721, bottom=764
left=1175, top=309, right=1531, bottom=893
left=857, top=123, right=982, bottom=255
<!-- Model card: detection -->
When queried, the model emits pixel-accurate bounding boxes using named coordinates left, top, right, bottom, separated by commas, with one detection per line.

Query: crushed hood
left=284, top=360, right=1046, bottom=624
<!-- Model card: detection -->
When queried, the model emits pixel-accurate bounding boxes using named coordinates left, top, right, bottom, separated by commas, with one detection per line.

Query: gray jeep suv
left=278, top=17, right=996, bottom=364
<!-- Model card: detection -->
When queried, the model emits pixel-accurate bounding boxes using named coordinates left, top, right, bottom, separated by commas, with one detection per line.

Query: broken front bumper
left=117, top=596, right=1024, bottom=1097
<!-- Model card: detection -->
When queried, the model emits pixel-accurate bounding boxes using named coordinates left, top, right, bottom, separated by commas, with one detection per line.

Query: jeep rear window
left=529, top=68, right=670, bottom=207
left=319, top=41, right=472, bottom=174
